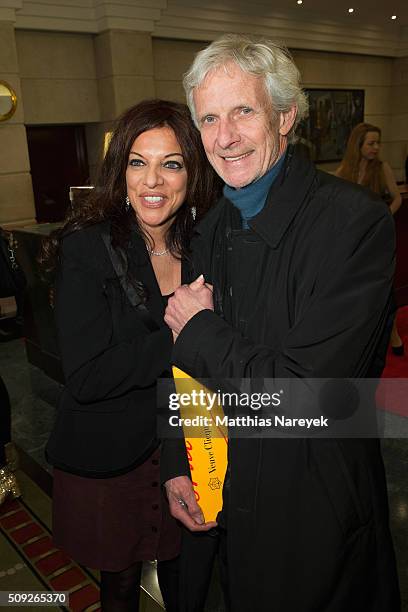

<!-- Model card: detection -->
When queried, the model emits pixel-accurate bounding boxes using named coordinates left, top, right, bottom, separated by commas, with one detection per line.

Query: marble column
left=390, top=55, right=408, bottom=181
left=86, top=30, right=156, bottom=182
left=0, top=21, right=36, bottom=227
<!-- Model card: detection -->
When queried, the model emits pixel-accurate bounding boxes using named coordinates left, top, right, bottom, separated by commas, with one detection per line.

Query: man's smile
left=221, top=151, right=254, bottom=162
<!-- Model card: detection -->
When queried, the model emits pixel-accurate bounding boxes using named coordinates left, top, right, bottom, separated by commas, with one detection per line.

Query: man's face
left=193, top=62, right=290, bottom=189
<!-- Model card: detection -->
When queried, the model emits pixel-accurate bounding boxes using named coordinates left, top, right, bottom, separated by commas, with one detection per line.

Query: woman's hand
left=165, top=275, right=214, bottom=336
left=383, top=161, right=402, bottom=215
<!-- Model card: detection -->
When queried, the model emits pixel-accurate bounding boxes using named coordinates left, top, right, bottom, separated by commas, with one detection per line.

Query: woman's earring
left=125, top=196, right=131, bottom=212
left=191, top=206, right=197, bottom=221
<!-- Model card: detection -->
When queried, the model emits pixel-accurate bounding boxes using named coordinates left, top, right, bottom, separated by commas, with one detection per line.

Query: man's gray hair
left=183, top=34, right=308, bottom=141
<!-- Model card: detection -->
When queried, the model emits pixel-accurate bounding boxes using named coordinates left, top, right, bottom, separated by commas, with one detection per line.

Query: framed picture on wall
left=298, top=89, right=365, bottom=163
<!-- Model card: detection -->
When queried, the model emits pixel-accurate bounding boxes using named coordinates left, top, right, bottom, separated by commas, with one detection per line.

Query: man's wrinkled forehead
left=193, top=62, right=272, bottom=120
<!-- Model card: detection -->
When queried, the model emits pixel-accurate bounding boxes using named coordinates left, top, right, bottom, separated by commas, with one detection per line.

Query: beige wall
left=4, top=29, right=101, bottom=224
left=86, top=30, right=156, bottom=181
left=16, top=30, right=100, bottom=125
left=153, top=38, right=206, bottom=102
left=95, top=30, right=155, bottom=120
left=293, top=50, right=394, bottom=174
left=153, top=39, right=405, bottom=179
left=390, top=56, right=408, bottom=180
left=0, top=23, right=35, bottom=227
left=3, top=29, right=158, bottom=209
left=1, top=29, right=407, bottom=226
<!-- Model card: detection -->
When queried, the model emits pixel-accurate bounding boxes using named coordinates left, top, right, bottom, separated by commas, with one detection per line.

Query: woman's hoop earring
left=191, top=206, right=197, bottom=221
left=125, top=196, right=131, bottom=212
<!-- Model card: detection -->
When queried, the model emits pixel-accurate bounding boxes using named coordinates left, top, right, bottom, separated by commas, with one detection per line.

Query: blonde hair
left=183, top=34, right=308, bottom=142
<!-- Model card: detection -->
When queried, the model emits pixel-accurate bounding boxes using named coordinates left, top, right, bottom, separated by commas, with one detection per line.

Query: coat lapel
left=249, top=147, right=317, bottom=249
left=127, top=230, right=165, bottom=327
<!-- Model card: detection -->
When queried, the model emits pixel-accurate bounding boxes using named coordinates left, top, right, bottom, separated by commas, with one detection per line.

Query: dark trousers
left=217, top=528, right=231, bottom=612
left=178, top=526, right=232, bottom=611
left=157, top=557, right=179, bottom=612
left=178, top=529, right=219, bottom=612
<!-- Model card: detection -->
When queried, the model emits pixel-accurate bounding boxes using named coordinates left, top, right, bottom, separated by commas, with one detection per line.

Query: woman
left=43, top=99, right=220, bottom=611
left=336, top=122, right=403, bottom=355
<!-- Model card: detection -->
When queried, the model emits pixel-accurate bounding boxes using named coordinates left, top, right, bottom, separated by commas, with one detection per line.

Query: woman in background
left=42, top=99, right=220, bottom=611
left=336, top=122, right=403, bottom=354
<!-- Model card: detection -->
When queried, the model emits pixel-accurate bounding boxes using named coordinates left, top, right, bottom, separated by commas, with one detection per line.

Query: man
left=163, top=34, right=400, bottom=611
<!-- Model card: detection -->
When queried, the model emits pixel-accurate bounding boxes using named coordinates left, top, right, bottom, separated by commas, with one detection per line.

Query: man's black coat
left=165, top=148, right=400, bottom=611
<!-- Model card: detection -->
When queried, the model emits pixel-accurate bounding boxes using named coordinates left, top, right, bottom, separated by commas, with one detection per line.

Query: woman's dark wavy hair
left=41, top=99, right=222, bottom=273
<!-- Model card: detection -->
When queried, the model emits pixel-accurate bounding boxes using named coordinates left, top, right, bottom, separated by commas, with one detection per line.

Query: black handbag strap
left=2, top=231, right=19, bottom=271
left=0, top=230, right=26, bottom=298
left=101, top=230, right=159, bottom=332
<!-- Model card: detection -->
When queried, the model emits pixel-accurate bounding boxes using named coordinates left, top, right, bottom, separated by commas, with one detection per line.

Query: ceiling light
left=348, top=8, right=354, bottom=13
left=297, top=0, right=303, bottom=4
left=391, top=15, right=397, bottom=20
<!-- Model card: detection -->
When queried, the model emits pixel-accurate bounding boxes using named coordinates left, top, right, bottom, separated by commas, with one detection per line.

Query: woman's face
left=126, top=126, right=187, bottom=233
left=360, top=131, right=381, bottom=161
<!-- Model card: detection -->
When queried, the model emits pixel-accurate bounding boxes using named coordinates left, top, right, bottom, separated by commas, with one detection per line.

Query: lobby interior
left=1, top=1, right=408, bottom=610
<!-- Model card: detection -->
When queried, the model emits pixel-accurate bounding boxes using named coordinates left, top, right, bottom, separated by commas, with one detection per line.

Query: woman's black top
left=46, top=221, right=176, bottom=477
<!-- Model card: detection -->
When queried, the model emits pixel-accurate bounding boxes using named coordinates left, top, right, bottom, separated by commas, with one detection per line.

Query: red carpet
left=0, top=497, right=100, bottom=611
left=376, top=305, right=408, bottom=418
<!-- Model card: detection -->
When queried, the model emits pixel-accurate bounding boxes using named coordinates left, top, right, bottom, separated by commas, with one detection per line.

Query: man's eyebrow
left=199, top=105, right=253, bottom=121
left=198, top=111, right=217, bottom=120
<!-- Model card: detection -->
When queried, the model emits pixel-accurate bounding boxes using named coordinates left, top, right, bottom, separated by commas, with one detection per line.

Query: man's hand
left=164, top=475, right=217, bottom=531
left=165, top=275, right=214, bottom=336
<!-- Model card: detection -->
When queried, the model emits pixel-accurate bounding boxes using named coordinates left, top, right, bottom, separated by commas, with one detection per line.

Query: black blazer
left=46, top=221, right=175, bottom=477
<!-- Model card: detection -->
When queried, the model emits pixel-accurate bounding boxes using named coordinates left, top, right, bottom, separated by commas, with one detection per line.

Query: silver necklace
left=146, top=244, right=169, bottom=257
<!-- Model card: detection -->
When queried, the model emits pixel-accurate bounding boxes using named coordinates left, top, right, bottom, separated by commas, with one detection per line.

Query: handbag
left=0, top=229, right=26, bottom=299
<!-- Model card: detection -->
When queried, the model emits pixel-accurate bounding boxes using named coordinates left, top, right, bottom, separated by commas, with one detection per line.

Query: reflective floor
left=0, top=336, right=407, bottom=611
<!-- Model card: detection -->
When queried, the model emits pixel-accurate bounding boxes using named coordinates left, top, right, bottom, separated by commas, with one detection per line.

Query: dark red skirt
left=52, top=447, right=180, bottom=571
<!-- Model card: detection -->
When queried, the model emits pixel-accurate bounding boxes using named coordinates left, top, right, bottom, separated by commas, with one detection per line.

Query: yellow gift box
left=172, top=367, right=228, bottom=522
